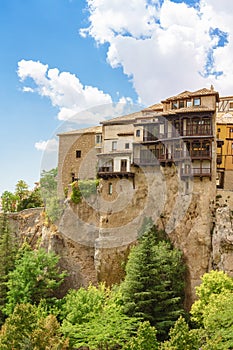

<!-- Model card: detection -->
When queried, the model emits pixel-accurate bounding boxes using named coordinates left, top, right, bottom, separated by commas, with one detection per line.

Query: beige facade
left=57, top=88, right=219, bottom=198
left=57, top=126, right=102, bottom=197
left=97, top=111, right=141, bottom=180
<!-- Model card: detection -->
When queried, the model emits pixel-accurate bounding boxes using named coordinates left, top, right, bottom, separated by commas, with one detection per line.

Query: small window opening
left=112, top=141, right=117, bottom=151
left=76, top=150, right=81, bottom=158
left=108, top=183, right=113, bottom=195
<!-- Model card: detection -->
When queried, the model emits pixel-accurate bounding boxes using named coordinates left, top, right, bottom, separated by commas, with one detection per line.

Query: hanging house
left=133, top=88, right=219, bottom=180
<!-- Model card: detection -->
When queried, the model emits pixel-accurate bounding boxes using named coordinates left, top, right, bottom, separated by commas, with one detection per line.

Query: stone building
left=96, top=87, right=218, bottom=198
left=57, top=125, right=102, bottom=197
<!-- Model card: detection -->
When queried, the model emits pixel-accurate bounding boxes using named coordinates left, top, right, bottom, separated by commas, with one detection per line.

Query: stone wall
left=57, top=130, right=101, bottom=197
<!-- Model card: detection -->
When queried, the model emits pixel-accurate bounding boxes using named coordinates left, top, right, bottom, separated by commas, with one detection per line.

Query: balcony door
left=121, top=159, right=127, bottom=172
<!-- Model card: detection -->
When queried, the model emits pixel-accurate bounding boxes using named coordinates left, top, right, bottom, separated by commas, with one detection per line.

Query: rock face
left=7, top=181, right=233, bottom=309
left=212, top=191, right=233, bottom=277
left=8, top=208, right=97, bottom=297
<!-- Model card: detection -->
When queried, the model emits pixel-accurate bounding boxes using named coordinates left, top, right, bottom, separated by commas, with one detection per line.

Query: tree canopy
left=120, top=223, right=186, bottom=340
left=4, top=245, right=66, bottom=316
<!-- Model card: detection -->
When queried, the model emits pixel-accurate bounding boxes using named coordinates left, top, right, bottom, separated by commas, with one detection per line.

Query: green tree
left=201, top=291, right=233, bottom=349
left=61, top=284, right=138, bottom=349
left=123, top=321, right=159, bottom=350
left=40, top=168, right=63, bottom=222
left=0, top=303, right=69, bottom=349
left=161, top=316, right=203, bottom=350
left=17, top=187, right=43, bottom=211
left=4, top=245, right=66, bottom=316
left=40, top=168, right=58, bottom=200
left=0, top=215, right=18, bottom=324
left=121, top=225, right=186, bottom=340
left=15, top=180, right=29, bottom=202
left=1, top=191, right=17, bottom=213
left=190, top=270, right=233, bottom=326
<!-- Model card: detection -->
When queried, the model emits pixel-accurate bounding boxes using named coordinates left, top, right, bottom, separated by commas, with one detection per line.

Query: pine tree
left=121, top=224, right=186, bottom=340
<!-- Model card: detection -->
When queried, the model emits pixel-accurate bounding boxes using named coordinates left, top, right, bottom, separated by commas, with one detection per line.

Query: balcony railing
left=189, top=150, right=211, bottom=158
left=181, top=168, right=211, bottom=177
left=134, top=149, right=210, bottom=165
left=98, top=166, right=113, bottom=173
left=183, top=129, right=212, bottom=136
left=97, top=166, right=135, bottom=178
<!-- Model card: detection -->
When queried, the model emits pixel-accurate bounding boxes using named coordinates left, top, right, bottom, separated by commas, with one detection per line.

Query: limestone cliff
left=212, top=190, right=233, bottom=276
left=7, top=183, right=233, bottom=309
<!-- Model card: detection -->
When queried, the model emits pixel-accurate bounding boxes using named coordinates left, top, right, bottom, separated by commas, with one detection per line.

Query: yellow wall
left=217, top=123, right=233, bottom=170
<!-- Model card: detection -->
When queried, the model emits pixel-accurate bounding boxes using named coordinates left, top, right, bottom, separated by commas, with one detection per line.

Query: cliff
left=7, top=184, right=233, bottom=309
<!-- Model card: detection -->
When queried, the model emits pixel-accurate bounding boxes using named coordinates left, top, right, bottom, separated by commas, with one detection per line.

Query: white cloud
left=17, top=60, right=113, bottom=123
left=35, top=138, right=58, bottom=152
left=81, top=0, right=233, bottom=102
left=80, top=0, right=159, bottom=43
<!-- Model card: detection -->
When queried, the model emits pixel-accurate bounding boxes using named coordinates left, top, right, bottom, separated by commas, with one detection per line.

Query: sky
left=1, top=0, right=233, bottom=194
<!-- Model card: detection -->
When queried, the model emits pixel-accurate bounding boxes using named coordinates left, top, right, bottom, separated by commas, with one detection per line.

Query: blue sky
left=0, top=0, right=232, bottom=194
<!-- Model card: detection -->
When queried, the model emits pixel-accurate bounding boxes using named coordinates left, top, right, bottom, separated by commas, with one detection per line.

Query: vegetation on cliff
left=0, top=212, right=233, bottom=349
left=1, top=180, right=43, bottom=213
left=120, top=222, right=186, bottom=340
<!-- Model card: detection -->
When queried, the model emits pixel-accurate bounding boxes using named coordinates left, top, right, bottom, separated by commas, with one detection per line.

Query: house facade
left=57, top=126, right=102, bottom=197
left=216, top=96, right=233, bottom=189
left=95, top=87, right=218, bottom=198
left=133, top=88, right=218, bottom=179
left=97, top=112, right=142, bottom=180
left=57, top=87, right=221, bottom=197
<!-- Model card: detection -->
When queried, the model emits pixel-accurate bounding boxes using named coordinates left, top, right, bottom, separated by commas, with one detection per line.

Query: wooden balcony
left=189, top=150, right=211, bottom=159
left=97, top=167, right=135, bottom=179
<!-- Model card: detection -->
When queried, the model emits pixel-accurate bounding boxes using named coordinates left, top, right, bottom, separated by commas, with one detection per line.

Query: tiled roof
left=142, top=103, right=163, bottom=112
left=162, top=87, right=219, bottom=102
left=162, top=105, right=215, bottom=115
left=57, top=125, right=102, bottom=136
left=101, top=110, right=142, bottom=125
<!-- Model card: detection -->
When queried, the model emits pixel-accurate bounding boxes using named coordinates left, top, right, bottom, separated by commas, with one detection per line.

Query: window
left=194, top=98, right=201, bottom=106
left=229, top=102, right=233, bottom=110
left=187, top=100, right=192, bottom=107
left=125, top=143, right=130, bottom=149
left=217, top=128, right=221, bottom=132
left=230, top=128, right=233, bottom=133
left=108, top=183, right=113, bottom=195
left=136, top=129, right=140, bottom=137
left=172, top=101, right=178, bottom=109
left=95, top=134, right=102, bottom=144
left=112, top=141, right=117, bottom=151
left=121, top=159, right=127, bottom=172
left=76, top=150, right=81, bottom=158
left=179, top=100, right=185, bottom=108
